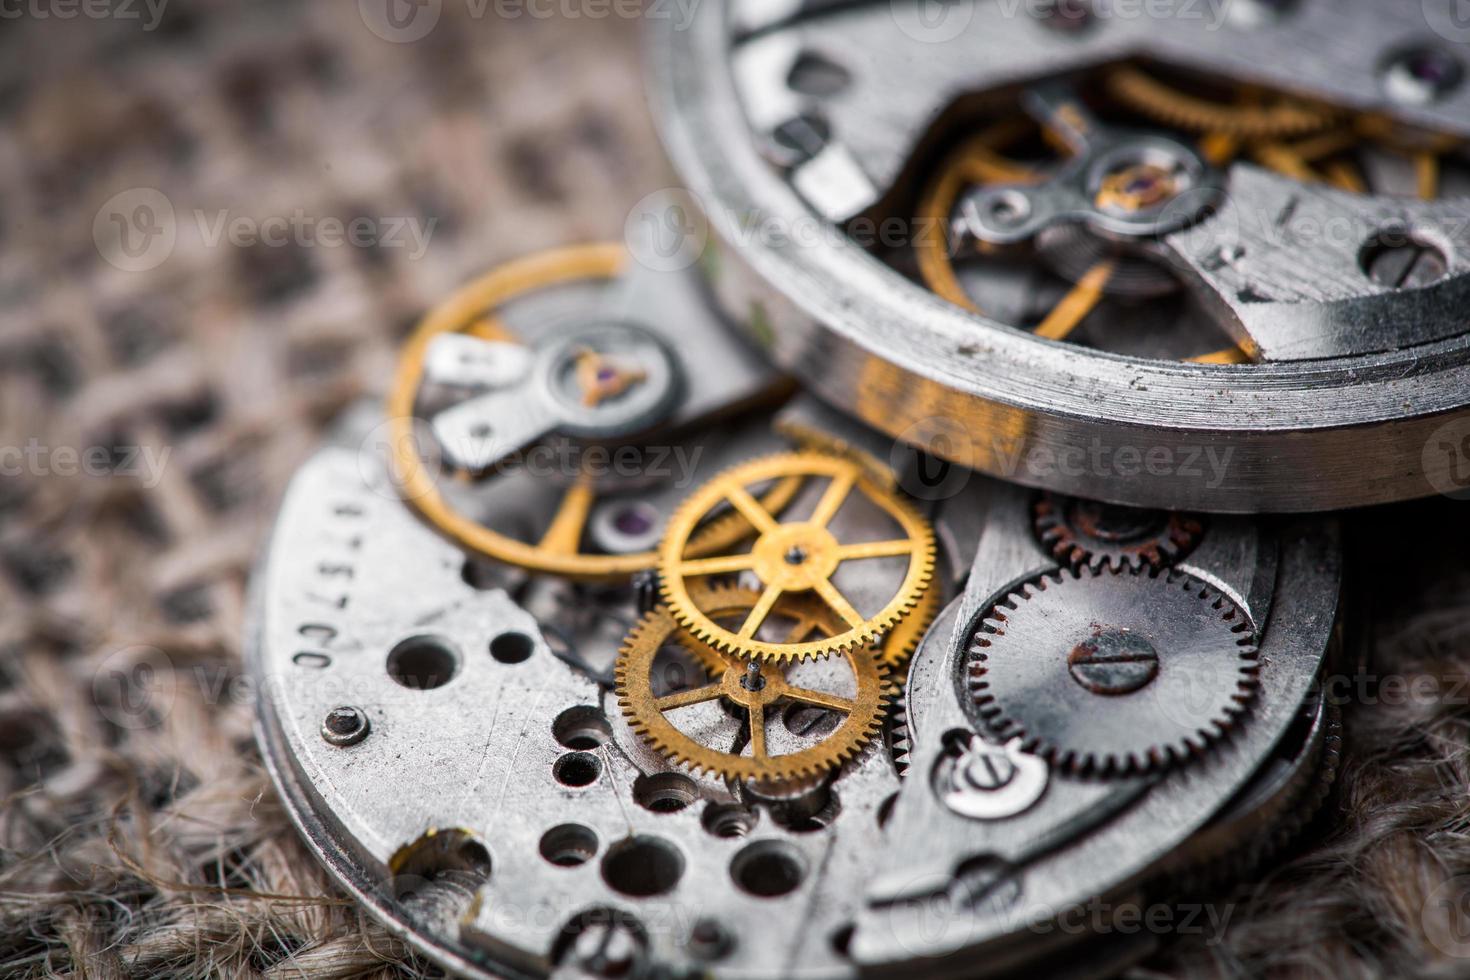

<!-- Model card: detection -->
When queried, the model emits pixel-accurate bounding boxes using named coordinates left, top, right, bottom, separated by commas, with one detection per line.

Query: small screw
left=740, top=660, right=766, bottom=692
left=321, top=706, right=370, bottom=746
left=1382, top=46, right=1464, bottom=105
left=572, top=920, right=641, bottom=977
left=961, top=748, right=1018, bottom=792
left=689, top=918, right=734, bottom=960
left=1068, top=631, right=1159, bottom=696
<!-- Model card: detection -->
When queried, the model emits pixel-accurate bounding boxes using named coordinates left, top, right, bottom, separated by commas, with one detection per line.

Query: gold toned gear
left=1106, top=64, right=1336, bottom=139
left=615, top=599, right=888, bottom=782
left=880, top=582, right=940, bottom=670
left=658, top=452, right=936, bottom=663
left=385, top=244, right=799, bottom=581
left=678, top=582, right=938, bottom=676
left=672, top=584, right=846, bottom=675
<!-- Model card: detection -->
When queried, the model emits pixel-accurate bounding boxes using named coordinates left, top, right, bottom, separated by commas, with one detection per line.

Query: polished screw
left=1068, top=630, right=1159, bottom=695
left=1364, top=236, right=1450, bottom=289
left=741, top=660, right=766, bottom=692
left=321, top=706, right=369, bottom=746
left=961, top=748, right=1018, bottom=791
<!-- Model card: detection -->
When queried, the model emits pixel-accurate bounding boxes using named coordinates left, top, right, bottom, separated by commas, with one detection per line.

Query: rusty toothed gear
left=1034, top=492, right=1203, bottom=572
left=967, top=564, right=1260, bottom=775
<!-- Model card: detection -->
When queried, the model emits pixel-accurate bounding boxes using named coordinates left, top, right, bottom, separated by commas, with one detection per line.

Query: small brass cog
left=384, top=244, right=800, bottom=581
left=658, top=452, right=936, bottom=663
left=615, top=595, right=888, bottom=782
left=1106, top=64, right=1337, bottom=139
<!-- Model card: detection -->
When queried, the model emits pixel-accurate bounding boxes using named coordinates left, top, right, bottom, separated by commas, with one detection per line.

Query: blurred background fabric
left=1, top=1, right=1469, bottom=977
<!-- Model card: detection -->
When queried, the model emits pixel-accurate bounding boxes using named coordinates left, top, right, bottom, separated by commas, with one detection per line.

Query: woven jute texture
left=2, top=2, right=1470, bottom=977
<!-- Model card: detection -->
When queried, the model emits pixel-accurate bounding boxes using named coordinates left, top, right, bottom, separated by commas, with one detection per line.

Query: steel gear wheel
left=966, top=565, right=1259, bottom=775
left=658, top=452, right=935, bottom=663
left=1106, top=64, right=1337, bottom=139
left=615, top=600, right=888, bottom=783
left=1033, top=493, right=1203, bottom=572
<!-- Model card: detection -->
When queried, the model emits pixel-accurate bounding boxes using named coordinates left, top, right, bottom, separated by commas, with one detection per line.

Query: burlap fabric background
left=2, top=2, right=1469, bottom=976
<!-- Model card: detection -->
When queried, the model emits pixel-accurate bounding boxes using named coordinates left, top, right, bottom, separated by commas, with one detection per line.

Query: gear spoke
left=537, top=472, right=597, bottom=555
left=835, top=539, right=916, bottom=562
left=748, top=701, right=768, bottom=760
left=784, top=687, right=855, bottom=715
left=1034, top=261, right=1114, bottom=342
left=677, top=553, right=757, bottom=576
left=725, top=484, right=779, bottom=534
left=738, top=583, right=785, bottom=639
left=814, top=578, right=866, bottom=629
left=809, top=471, right=855, bottom=527
left=655, top=683, right=724, bottom=711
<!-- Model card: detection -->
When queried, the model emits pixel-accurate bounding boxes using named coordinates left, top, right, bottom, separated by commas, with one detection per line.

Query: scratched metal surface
left=2, top=1, right=1470, bottom=977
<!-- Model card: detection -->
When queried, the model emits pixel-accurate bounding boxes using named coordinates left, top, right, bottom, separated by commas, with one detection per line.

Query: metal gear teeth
left=656, top=450, right=938, bottom=664
left=615, top=604, right=890, bottom=783
left=1032, top=494, right=1203, bottom=573
left=1106, top=64, right=1338, bottom=139
left=887, top=695, right=913, bottom=778
left=966, top=565, right=1261, bottom=776
left=659, top=543, right=936, bottom=664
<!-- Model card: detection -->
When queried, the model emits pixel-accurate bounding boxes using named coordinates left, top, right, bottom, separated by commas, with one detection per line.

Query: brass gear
left=678, top=582, right=937, bottom=675
left=879, top=583, right=940, bottom=671
left=384, top=244, right=800, bottom=581
left=1106, top=64, right=1337, bottom=139
left=615, top=597, right=888, bottom=782
left=658, top=452, right=936, bottom=663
